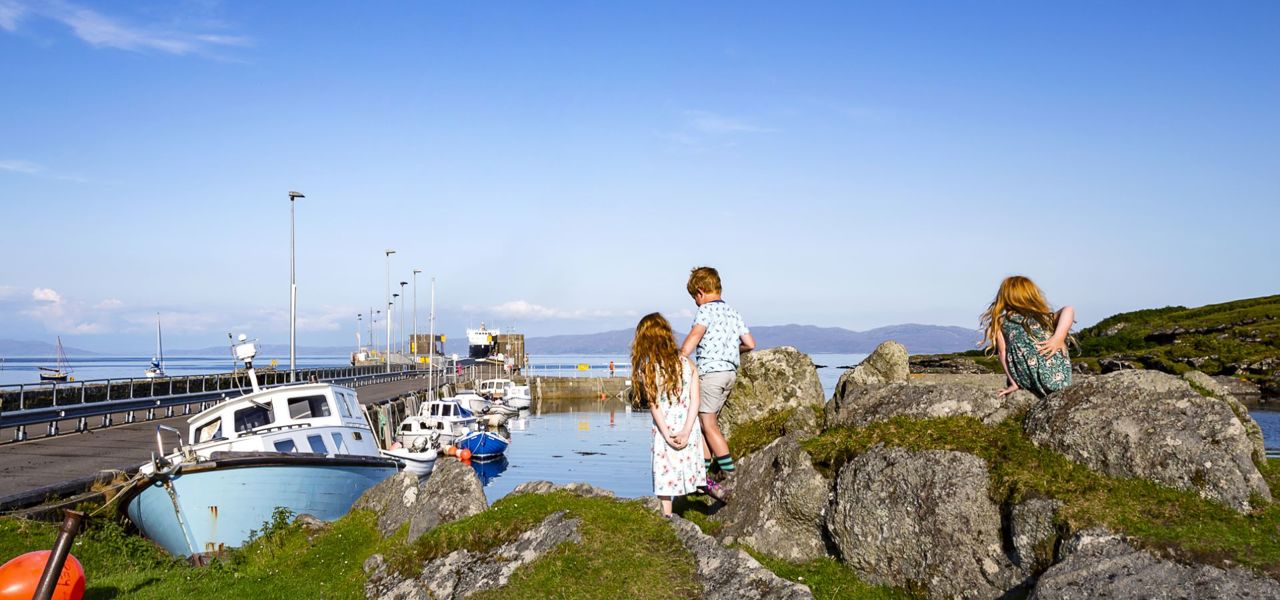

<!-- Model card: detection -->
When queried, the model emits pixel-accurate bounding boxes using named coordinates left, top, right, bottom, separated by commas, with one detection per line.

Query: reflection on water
left=468, top=398, right=653, bottom=501
left=1252, top=411, right=1280, bottom=451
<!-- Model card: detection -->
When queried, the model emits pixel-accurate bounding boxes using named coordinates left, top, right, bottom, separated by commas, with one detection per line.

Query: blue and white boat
left=454, top=429, right=509, bottom=460
left=118, top=336, right=400, bottom=558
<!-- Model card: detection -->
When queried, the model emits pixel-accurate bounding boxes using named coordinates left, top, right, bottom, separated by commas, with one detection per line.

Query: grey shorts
left=699, top=371, right=737, bottom=414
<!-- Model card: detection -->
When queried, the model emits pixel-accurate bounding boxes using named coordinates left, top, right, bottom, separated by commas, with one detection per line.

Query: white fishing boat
left=401, top=397, right=477, bottom=447
left=503, top=383, right=532, bottom=410
left=477, top=378, right=513, bottom=399
left=454, top=390, right=491, bottom=414
left=118, top=336, right=399, bottom=558
left=38, top=337, right=72, bottom=382
left=144, top=314, right=166, bottom=379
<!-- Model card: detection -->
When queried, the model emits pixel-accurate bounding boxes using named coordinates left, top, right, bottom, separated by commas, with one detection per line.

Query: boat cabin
left=477, top=378, right=514, bottom=398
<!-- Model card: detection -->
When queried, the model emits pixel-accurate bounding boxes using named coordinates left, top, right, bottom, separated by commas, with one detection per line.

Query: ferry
left=466, top=323, right=500, bottom=359
left=118, top=336, right=400, bottom=558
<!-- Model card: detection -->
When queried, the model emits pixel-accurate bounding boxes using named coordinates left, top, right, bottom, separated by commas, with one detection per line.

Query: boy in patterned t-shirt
left=679, top=267, right=755, bottom=492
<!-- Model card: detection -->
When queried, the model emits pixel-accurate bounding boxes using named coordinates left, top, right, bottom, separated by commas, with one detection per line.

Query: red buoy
left=457, top=448, right=472, bottom=461
left=0, top=551, right=84, bottom=600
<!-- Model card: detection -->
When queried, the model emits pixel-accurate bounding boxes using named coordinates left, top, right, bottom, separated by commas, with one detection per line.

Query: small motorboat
left=117, top=336, right=400, bottom=558
left=484, top=401, right=520, bottom=418
left=408, top=398, right=477, bottom=446
left=455, top=428, right=509, bottom=460
left=381, top=445, right=437, bottom=478
left=454, top=391, right=491, bottom=414
left=502, top=383, right=532, bottom=410
left=476, top=378, right=514, bottom=399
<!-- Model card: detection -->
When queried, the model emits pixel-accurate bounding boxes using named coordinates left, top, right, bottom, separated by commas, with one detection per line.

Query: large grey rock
left=716, top=435, right=833, bottom=561
left=827, top=381, right=1037, bottom=428
left=1030, top=529, right=1280, bottom=599
left=836, top=340, right=910, bottom=389
left=1025, top=370, right=1271, bottom=512
left=827, top=447, right=1023, bottom=599
left=352, top=459, right=487, bottom=542
left=364, top=511, right=582, bottom=600
left=1010, top=498, right=1061, bottom=572
left=721, top=347, right=824, bottom=438
left=1183, top=370, right=1267, bottom=464
left=667, top=515, right=813, bottom=600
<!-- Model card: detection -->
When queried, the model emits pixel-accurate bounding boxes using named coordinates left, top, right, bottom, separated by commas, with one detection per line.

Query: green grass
left=746, top=550, right=918, bottom=600
left=0, top=509, right=393, bottom=599
left=728, top=407, right=797, bottom=457
left=803, top=416, right=1280, bottom=578
left=391, top=491, right=701, bottom=599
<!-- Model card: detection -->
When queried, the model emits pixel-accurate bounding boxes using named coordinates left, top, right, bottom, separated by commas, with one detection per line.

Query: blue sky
left=1, top=1, right=1277, bottom=353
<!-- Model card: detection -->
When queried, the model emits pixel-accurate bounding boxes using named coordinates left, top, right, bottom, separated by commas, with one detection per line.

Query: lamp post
left=288, top=191, right=304, bottom=382
left=412, top=269, right=421, bottom=358
left=429, top=276, right=435, bottom=396
left=399, top=281, right=408, bottom=355
left=384, top=249, right=395, bottom=372
left=393, top=292, right=401, bottom=354
left=356, top=313, right=362, bottom=351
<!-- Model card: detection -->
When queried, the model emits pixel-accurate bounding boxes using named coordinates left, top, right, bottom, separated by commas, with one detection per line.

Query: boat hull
left=455, top=431, right=509, bottom=460
left=381, top=448, right=438, bottom=478
left=122, top=454, right=398, bottom=557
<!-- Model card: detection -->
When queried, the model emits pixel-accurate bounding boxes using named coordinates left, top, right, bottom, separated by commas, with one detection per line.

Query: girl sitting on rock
left=981, top=275, right=1075, bottom=398
left=631, top=312, right=706, bottom=517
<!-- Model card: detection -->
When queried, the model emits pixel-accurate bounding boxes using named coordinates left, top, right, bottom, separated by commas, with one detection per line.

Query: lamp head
left=385, top=249, right=396, bottom=256
left=288, top=191, right=305, bottom=200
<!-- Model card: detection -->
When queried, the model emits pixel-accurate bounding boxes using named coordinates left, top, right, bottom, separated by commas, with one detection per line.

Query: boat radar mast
left=232, top=334, right=261, bottom=393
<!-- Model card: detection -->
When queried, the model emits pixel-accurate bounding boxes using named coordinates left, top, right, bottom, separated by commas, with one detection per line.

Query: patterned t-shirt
left=693, top=301, right=750, bottom=375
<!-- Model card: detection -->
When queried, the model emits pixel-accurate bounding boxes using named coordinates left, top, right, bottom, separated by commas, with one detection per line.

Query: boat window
left=401, top=422, right=414, bottom=432
left=194, top=419, right=223, bottom=443
left=337, top=392, right=354, bottom=418
left=287, top=395, right=332, bottom=420
left=306, top=435, right=328, bottom=454
left=331, top=433, right=347, bottom=454
left=234, top=405, right=275, bottom=433
left=273, top=439, right=297, bottom=453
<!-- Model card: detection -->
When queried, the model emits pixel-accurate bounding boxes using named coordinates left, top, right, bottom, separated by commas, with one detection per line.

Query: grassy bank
left=803, top=415, right=1280, bottom=578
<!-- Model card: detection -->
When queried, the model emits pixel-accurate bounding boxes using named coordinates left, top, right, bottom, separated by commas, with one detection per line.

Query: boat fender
left=457, top=449, right=472, bottom=461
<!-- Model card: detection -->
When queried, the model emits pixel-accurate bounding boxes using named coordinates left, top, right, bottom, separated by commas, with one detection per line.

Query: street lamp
left=399, top=281, right=408, bottom=355
left=412, top=269, right=421, bottom=357
left=384, top=249, right=395, bottom=372
left=356, top=313, right=363, bottom=351
left=288, top=190, right=304, bottom=382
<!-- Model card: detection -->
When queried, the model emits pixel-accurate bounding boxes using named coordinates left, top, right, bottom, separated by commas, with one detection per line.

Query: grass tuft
left=728, top=408, right=796, bottom=457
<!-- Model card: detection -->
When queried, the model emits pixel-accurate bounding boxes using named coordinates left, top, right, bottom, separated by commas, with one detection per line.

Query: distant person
left=631, top=312, right=705, bottom=517
left=680, top=266, right=754, bottom=496
left=609, top=359, right=616, bottom=378
left=981, top=275, right=1075, bottom=398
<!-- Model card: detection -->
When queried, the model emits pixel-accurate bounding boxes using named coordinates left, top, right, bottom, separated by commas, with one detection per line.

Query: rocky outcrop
left=1024, top=370, right=1271, bottom=512
left=352, top=459, right=487, bottom=542
left=827, top=447, right=1023, bottom=599
left=1009, top=497, right=1061, bottom=572
left=835, top=341, right=910, bottom=390
left=666, top=516, right=813, bottom=600
left=827, top=381, right=1037, bottom=428
left=722, top=347, right=825, bottom=438
left=1213, top=375, right=1263, bottom=406
left=716, top=435, right=833, bottom=561
left=910, top=354, right=992, bottom=374
left=364, top=511, right=582, bottom=600
left=510, top=480, right=615, bottom=498
left=1030, top=529, right=1280, bottom=599
left=1183, top=370, right=1267, bottom=464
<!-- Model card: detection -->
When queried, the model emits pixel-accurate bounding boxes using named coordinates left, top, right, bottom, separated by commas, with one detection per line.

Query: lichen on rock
left=721, top=346, right=824, bottom=438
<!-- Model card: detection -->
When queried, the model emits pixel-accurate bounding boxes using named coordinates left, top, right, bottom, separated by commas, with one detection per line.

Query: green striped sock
left=705, top=458, right=714, bottom=473
left=716, top=455, right=735, bottom=474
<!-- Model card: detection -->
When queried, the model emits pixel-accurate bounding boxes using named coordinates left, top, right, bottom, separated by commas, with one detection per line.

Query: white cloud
left=470, top=300, right=637, bottom=321
left=95, top=298, right=123, bottom=310
left=0, top=159, right=43, bottom=175
left=683, top=110, right=776, bottom=135
left=32, top=287, right=62, bottom=303
left=0, top=1, right=249, bottom=57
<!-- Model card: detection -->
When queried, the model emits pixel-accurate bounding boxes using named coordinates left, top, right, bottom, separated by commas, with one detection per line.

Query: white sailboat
left=145, top=314, right=166, bottom=378
left=38, top=336, right=72, bottom=382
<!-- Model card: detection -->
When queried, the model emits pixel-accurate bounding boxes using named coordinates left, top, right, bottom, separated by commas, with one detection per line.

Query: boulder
left=1024, top=370, right=1271, bottom=512
left=716, top=435, right=833, bottom=561
left=826, top=381, right=1037, bottom=428
left=1183, top=371, right=1266, bottom=464
left=826, top=447, right=1023, bottom=599
left=364, top=511, right=582, bottom=600
left=666, top=515, right=813, bottom=599
left=510, top=480, right=616, bottom=498
left=835, top=341, right=910, bottom=390
left=1030, top=529, right=1280, bottom=599
left=1009, top=497, right=1061, bottom=572
left=352, top=459, right=487, bottom=542
left=721, top=347, right=824, bottom=438
left=909, top=354, right=992, bottom=375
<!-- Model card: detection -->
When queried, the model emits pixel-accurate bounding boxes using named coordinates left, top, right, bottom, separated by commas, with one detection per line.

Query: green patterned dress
left=1001, top=312, right=1072, bottom=397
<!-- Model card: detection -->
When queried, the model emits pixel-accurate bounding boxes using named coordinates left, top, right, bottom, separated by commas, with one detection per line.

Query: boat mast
left=156, top=313, right=165, bottom=371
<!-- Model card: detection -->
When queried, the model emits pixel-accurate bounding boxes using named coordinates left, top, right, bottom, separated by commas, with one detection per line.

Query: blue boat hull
left=123, top=454, right=398, bottom=557
left=456, top=431, right=509, bottom=459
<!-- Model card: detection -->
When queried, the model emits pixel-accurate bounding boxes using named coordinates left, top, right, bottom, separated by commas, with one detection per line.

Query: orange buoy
left=444, top=445, right=456, bottom=456
left=457, top=449, right=472, bottom=461
left=0, top=551, right=85, bottom=600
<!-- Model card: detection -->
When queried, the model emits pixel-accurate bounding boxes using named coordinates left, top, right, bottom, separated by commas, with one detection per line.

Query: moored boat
left=118, top=336, right=399, bottom=558
left=144, top=314, right=166, bottom=379
left=38, top=336, right=72, bottom=382
left=455, top=428, right=509, bottom=460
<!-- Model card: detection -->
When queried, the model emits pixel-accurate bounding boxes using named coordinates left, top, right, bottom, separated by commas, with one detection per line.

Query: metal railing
left=0, top=364, right=428, bottom=443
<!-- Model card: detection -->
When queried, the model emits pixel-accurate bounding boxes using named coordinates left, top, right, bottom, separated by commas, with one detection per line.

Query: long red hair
left=980, top=275, right=1057, bottom=353
left=630, top=313, right=681, bottom=407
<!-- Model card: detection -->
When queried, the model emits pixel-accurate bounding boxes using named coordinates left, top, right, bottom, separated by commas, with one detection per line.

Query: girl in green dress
left=980, top=276, right=1075, bottom=398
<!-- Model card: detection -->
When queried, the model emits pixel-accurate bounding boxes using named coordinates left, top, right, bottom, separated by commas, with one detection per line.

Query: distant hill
left=167, top=344, right=356, bottom=357
left=526, top=323, right=980, bottom=355
left=0, top=339, right=101, bottom=357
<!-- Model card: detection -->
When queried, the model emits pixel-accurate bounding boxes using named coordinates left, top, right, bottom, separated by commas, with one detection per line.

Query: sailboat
left=39, top=336, right=72, bottom=382
left=145, top=314, right=166, bottom=378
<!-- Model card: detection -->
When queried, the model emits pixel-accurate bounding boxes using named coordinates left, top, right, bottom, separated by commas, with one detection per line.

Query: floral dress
left=1002, top=312, right=1072, bottom=398
left=652, top=357, right=707, bottom=497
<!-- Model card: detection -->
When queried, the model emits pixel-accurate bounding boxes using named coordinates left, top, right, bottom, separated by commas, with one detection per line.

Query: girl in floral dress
left=631, top=313, right=705, bottom=517
left=980, top=276, right=1075, bottom=398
